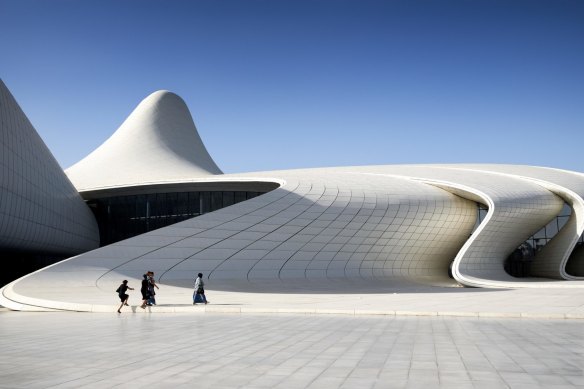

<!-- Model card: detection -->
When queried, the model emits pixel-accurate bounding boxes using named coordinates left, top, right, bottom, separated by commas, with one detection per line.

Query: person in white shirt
left=193, top=273, right=209, bottom=305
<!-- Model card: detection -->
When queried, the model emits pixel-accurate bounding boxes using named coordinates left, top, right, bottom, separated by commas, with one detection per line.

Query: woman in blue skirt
left=193, top=273, right=209, bottom=305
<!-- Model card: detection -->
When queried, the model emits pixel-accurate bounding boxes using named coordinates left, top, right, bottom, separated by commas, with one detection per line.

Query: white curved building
left=1, top=85, right=583, bottom=312
left=66, top=90, right=222, bottom=192
left=0, top=79, right=99, bottom=256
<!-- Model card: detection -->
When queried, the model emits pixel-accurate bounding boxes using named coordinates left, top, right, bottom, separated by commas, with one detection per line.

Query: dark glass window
left=223, top=191, right=234, bottom=207
left=87, top=190, right=267, bottom=246
left=234, top=191, right=247, bottom=203
left=211, top=192, right=223, bottom=212
left=201, top=192, right=211, bottom=214
left=188, top=192, right=200, bottom=215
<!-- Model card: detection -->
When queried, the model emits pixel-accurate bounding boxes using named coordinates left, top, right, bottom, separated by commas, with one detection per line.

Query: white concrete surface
left=0, top=79, right=99, bottom=255
left=2, top=277, right=584, bottom=319
left=3, top=85, right=584, bottom=313
left=4, top=164, right=584, bottom=311
left=65, top=90, right=222, bottom=191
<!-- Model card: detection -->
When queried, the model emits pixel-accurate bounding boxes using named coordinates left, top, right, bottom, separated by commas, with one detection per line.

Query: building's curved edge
left=74, top=177, right=287, bottom=197
left=0, top=257, right=157, bottom=312
left=410, top=178, right=554, bottom=288
left=0, top=283, right=62, bottom=312
left=0, top=261, right=76, bottom=312
left=65, top=90, right=223, bottom=192
left=411, top=179, right=497, bottom=288
left=519, top=180, right=584, bottom=280
left=0, top=78, right=100, bottom=254
left=355, top=172, right=576, bottom=288
left=417, top=175, right=582, bottom=287
left=3, top=167, right=584, bottom=314
left=0, top=253, right=129, bottom=312
left=566, top=245, right=584, bottom=276
left=437, top=168, right=584, bottom=281
left=428, top=164, right=584, bottom=279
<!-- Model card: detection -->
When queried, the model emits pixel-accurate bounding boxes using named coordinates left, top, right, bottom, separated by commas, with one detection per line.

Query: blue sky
left=1, top=0, right=583, bottom=173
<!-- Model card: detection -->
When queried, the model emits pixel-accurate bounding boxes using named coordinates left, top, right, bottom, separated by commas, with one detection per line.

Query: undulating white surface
left=4, top=164, right=584, bottom=312
left=436, top=164, right=584, bottom=280
left=65, top=90, right=222, bottom=191
left=3, top=86, right=584, bottom=312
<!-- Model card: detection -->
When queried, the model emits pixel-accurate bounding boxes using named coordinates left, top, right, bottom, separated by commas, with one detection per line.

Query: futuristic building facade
left=0, top=79, right=99, bottom=256
left=1, top=79, right=583, bottom=312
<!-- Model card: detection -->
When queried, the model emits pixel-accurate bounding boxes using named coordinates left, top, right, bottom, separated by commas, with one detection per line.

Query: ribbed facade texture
left=0, top=80, right=99, bottom=255
left=1, top=83, right=583, bottom=311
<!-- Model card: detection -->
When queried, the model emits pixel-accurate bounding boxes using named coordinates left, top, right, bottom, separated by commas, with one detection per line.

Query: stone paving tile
left=0, top=311, right=582, bottom=388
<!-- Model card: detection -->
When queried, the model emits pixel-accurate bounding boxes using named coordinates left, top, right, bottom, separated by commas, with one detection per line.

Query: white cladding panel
left=2, top=86, right=584, bottom=312
left=0, top=80, right=99, bottom=254
left=65, top=90, right=222, bottom=192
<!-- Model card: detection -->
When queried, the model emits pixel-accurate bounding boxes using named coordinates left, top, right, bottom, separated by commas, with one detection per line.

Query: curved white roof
left=66, top=90, right=222, bottom=191
left=4, top=164, right=584, bottom=312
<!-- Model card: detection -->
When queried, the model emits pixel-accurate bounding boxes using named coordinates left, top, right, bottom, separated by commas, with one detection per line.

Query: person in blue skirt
left=193, top=273, right=209, bottom=305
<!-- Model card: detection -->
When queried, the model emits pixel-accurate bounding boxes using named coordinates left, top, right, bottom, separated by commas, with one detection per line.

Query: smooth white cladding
left=434, top=164, right=584, bottom=281
left=0, top=80, right=99, bottom=255
left=2, top=85, right=584, bottom=312
left=3, top=166, right=584, bottom=312
left=93, top=172, right=478, bottom=283
left=66, top=90, right=222, bottom=192
left=339, top=165, right=574, bottom=287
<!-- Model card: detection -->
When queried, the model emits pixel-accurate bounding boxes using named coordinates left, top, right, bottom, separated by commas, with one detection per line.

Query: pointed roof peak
left=66, top=91, right=222, bottom=192
left=144, top=89, right=178, bottom=101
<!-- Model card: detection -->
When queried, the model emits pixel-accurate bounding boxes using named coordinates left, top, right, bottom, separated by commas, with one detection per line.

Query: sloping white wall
left=0, top=79, right=99, bottom=255
left=2, top=85, right=584, bottom=311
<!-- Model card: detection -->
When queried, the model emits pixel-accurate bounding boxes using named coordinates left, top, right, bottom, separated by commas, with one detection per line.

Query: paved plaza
left=0, top=311, right=582, bottom=389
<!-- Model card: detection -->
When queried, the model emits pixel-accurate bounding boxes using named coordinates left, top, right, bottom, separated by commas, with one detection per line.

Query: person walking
left=116, top=280, right=134, bottom=313
left=193, top=273, right=209, bottom=305
left=140, top=274, right=150, bottom=309
left=147, top=271, right=159, bottom=306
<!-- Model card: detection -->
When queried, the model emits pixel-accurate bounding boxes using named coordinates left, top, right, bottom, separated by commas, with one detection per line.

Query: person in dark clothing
left=140, top=274, right=150, bottom=309
left=116, top=280, right=134, bottom=313
left=147, top=271, right=159, bottom=306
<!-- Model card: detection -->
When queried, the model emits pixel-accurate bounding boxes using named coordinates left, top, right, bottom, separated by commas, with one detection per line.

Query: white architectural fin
left=0, top=79, right=99, bottom=254
left=66, top=90, right=222, bottom=192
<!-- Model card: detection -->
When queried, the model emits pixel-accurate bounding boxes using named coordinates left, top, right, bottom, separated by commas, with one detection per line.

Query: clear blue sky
left=1, top=0, right=583, bottom=173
